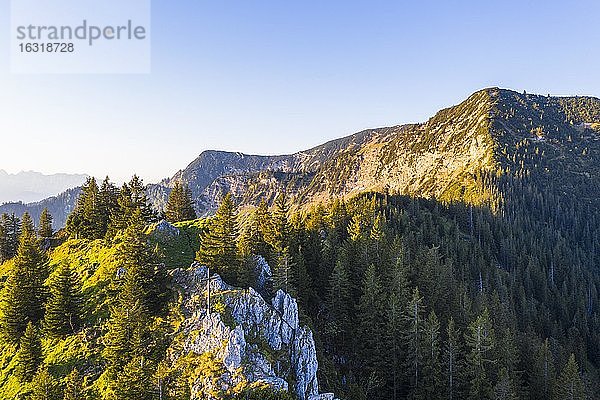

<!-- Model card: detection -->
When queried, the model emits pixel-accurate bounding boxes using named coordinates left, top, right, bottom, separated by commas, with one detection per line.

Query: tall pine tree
left=326, top=261, right=352, bottom=355
left=112, top=356, right=154, bottom=400
left=128, top=175, right=156, bottom=223
left=15, top=322, right=42, bottom=382
left=63, top=368, right=84, bottom=400
left=98, top=176, right=120, bottom=237
left=28, top=366, right=61, bottom=400
left=465, top=309, right=495, bottom=400
left=0, top=213, right=21, bottom=261
left=239, top=199, right=273, bottom=260
left=165, top=181, right=197, bottom=223
left=403, top=287, right=426, bottom=395
left=0, top=213, right=47, bottom=341
left=553, top=354, right=585, bottom=400
left=43, top=263, right=82, bottom=337
left=421, top=310, right=443, bottom=400
left=66, top=177, right=104, bottom=239
left=444, top=317, right=463, bottom=400
left=530, top=339, right=555, bottom=400
left=114, top=208, right=164, bottom=314
left=271, top=192, right=290, bottom=253
left=37, top=208, right=53, bottom=239
left=197, top=193, right=240, bottom=284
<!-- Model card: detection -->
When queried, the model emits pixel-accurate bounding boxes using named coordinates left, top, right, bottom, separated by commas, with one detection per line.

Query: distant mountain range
left=2, top=87, right=599, bottom=227
left=0, top=170, right=87, bottom=205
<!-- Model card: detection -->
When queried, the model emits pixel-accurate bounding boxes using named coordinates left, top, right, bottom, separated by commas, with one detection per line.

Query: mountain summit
left=148, top=88, right=600, bottom=214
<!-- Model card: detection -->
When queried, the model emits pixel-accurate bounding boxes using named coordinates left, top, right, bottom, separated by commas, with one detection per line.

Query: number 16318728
left=19, top=42, right=74, bottom=53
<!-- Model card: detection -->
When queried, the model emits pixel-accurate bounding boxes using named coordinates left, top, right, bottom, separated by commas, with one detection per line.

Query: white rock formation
left=168, top=262, right=338, bottom=400
left=253, top=255, right=273, bottom=296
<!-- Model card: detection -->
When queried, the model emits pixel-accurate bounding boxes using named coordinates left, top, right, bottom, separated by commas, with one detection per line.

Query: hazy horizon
left=0, top=169, right=88, bottom=204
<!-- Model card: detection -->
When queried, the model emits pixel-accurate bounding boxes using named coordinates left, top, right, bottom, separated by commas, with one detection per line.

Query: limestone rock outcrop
left=167, top=262, right=338, bottom=400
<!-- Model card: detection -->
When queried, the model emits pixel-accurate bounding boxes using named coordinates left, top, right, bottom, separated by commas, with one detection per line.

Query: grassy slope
left=0, top=218, right=207, bottom=398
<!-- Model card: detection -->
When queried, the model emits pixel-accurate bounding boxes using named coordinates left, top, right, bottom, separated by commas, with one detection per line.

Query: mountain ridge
left=3, top=87, right=599, bottom=226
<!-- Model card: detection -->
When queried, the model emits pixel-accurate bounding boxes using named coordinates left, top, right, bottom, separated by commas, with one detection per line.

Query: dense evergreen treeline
left=289, top=194, right=598, bottom=400
left=194, top=178, right=598, bottom=399
left=65, top=176, right=158, bottom=239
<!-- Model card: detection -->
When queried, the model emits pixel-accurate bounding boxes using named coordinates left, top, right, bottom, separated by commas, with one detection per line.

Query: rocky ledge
left=168, top=261, right=338, bottom=400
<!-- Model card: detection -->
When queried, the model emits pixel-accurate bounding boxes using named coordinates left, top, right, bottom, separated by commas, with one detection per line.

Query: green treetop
left=165, top=181, right=197, bottom=223
left=196, top=193, right=240, bottom=284
left=37, top=208, right=53, bottom=239
left=15, top=322, right=42, bottom=382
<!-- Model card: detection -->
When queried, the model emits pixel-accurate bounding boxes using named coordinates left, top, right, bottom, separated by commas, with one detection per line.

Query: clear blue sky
left=1, top=0, right=599, bottom=183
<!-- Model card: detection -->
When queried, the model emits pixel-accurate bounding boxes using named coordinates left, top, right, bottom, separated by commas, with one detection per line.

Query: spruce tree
left=43, top=263, right=82, bottom=337
left=196, top=193, right=240, bottom=284
left=347, top=214, right=364, bottom=242
left=271, top=192, right=290, bottom=253
left=239, top=199, right=273, bottom=260
left=128, top=175, right=156, bottom=223
left=0, top=213, right=21, bottom=260
left=98, top=176, right=119, bottom=237
left=403, top=287, right=426, bottom=394
left=444, top=317, right=463, bottom=400
left=15, top=322, right=42, bottom=382
left=326, top=261, right=351, bottom=353
left=0, top=259, right=29, bottom=341
left=421, top=310, right=442, bottom=400
left=273, top=247, right=295, bottom=295
left=165, top=181, right=196, bottom=223
left=183, top=185, right=197, bottom=220
left=63, top=368, right=84, bottom=400
left=113, top=356, right=154, bottom=400
left=465, top=309, right=495, bottom=400
left=357, top=265, right=385, bottom=378
left=8, top=213, right=22, bottom=257
left=497, top=328, right=523, bottom=398
left=37, top=208, right=53, bottom=239
left=29, top=366, right=61, bottom=400
left=292, top=250, right=313, bottom=307
left=22, top=212, right=35, bottom=236
left=114, top=208, right=164, bottom=314
left=530, top=339, right=556, bottom=400
left=103, top=210, right=159, bottom=376
left=494, top=368, right=518, bottom=400
left=165, top=181, right=184, bottom=223
left=109, top=183, right=134, bottom=236
left=385, top=262, right=409, bottom=400
left=107, top=176, right=155, bottom=238
left=66, top=177, right=104, bottom=239
left=369, top=212, right=386, bottom=263
left=103, top=265, right=150, bottom=371
left=0, top=213, right=47, bottom=341
left=553, top=354, right=585, bottom=400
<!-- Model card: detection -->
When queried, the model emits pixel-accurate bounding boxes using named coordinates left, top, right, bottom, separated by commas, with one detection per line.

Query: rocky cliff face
left=168, top=261, right=337, bottom=400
